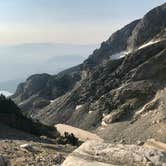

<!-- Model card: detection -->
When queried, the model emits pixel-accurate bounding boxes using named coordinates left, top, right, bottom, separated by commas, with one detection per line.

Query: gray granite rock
left=62, top=140, right=166, bottom=166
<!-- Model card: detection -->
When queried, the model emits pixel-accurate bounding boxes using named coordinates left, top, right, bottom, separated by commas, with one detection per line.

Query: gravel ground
left=0, top=123, right=76, bottom=166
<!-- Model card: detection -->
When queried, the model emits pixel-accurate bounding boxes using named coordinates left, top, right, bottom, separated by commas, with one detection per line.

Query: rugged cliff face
left=128, top=3, right=166, bottom=49
left=83, top=19, right=140, bottom=67
left=12, top=65, right=81, bottom=113
left=12, top=3, right=166, bottom=143
left=34, top=40, right=166, bottom=125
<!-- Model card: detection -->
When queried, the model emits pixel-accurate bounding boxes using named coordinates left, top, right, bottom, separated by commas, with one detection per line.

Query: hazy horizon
left=0, top=42, right=98, bottom=82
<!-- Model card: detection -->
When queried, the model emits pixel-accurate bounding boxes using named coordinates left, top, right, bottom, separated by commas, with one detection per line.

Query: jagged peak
left=127, top=3, right=166, bottom=49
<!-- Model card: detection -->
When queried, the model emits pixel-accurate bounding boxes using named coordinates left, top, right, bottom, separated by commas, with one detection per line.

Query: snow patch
left=138, top=40, right=160, bottom=50
left=75, top=105, right=83, bottom=111
left=110, top=51, right=128, bottom=60
left=110, top=40, right=161, bottom=61
left=50, top=98, right=58, bottom=103
left=50, top=100, right=55, bottom=103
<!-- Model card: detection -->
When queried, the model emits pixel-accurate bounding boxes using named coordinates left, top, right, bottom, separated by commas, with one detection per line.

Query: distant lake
left=0, top=90, right=13, bottom=97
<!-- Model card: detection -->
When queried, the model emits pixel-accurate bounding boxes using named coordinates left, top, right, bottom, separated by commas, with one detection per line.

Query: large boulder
left=62, top=140, right=166, bottom=166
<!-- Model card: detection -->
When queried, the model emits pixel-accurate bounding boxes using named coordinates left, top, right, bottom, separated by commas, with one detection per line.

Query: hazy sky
left=0, top=0, right=165, bottom=45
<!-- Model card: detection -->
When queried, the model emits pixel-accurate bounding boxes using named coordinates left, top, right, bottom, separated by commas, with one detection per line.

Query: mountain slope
left=0, top=95, right=59, bottom=138
left=84, top=19, right=140, bottom=66
left=12, top=3, right=166, bottom=144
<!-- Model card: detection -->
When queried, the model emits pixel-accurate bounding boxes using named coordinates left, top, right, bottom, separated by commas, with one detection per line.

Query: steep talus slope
left=12, top=3, right=166, bottom=144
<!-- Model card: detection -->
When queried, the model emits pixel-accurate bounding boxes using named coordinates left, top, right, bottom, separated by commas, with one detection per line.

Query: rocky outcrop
left=62, top=140, right=166, bottom=166
left=84, top=19, right=140, bottom=66
left=82, top=3, right=166, bottom=74
left=12, top=67, right=81, bottom=113
left=128, top=3, right=166, bottom=49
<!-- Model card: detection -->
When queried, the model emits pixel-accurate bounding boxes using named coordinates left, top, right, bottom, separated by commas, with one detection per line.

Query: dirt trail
left=55, top=124, right=103, bottom=142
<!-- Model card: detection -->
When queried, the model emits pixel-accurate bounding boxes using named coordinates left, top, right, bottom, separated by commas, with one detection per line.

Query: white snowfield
left=50, top=98, right=59, bottom=103
left=75, top=105, right=83, bottom=111
left=55, top=124, right=103, bottom=142
left=138, top=39, right=160, bottom=49
left=110, top=51, right=127, bottom=60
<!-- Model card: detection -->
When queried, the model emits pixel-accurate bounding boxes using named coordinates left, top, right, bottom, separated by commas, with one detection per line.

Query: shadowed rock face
left=0, top=95, right=59, bottom=138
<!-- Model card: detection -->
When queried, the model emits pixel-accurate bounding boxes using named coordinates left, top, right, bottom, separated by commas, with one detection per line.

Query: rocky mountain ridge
left=12, top=3, right=166, bottom=144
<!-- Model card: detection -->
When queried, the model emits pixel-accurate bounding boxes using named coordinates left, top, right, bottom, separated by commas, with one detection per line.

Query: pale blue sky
left=0, top=0, right=165, bottom=45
